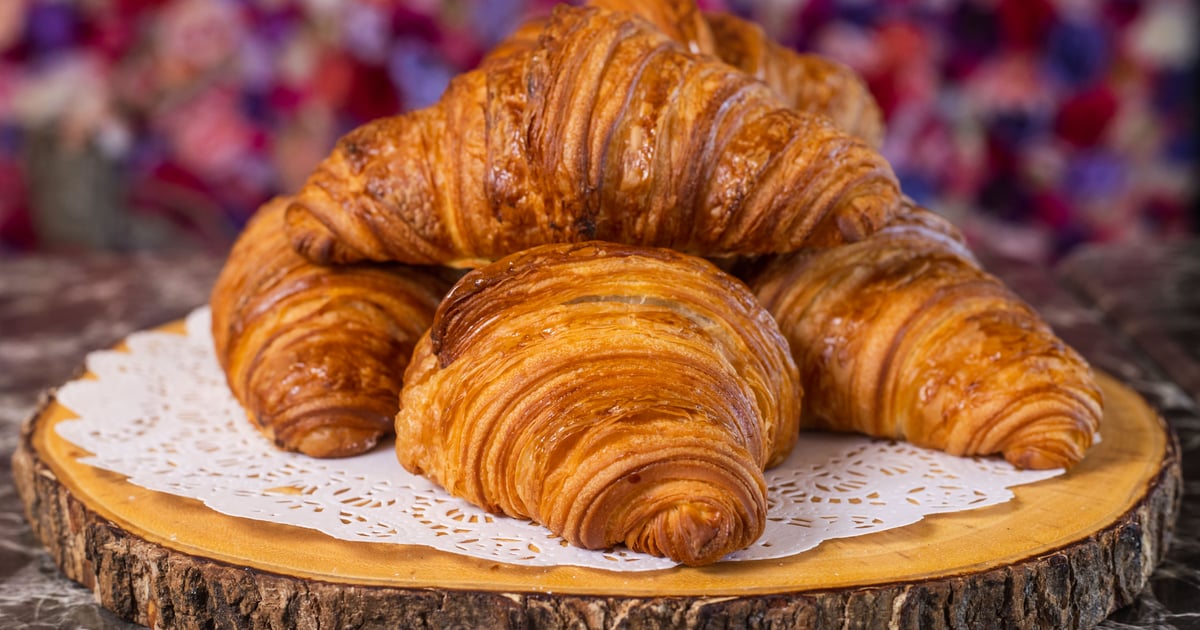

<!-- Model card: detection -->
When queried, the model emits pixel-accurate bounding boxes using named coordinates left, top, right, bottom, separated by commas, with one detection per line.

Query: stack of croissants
left=210, top=0, right=1103, bottom=567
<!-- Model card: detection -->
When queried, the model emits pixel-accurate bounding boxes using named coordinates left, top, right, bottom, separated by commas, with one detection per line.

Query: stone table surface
left=1, top=244, right=1198, bottom=629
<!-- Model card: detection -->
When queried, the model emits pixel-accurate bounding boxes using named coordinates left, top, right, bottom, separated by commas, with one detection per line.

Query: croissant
left=209, top=198, right=454, bottom=457
left=592, top=0, right=884, bottom=145
left=744, top=203, right=1102, bottom=469
left=395, top=242, right=802, bottom=565
left=286, top=4, right=899, bottom=267
left=589, top=0, right=715, bottom=56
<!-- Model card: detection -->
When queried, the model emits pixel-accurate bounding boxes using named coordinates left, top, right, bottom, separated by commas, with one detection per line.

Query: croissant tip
left=1003, top=437, right=1089, bottom=470
left=293, top=425, right=385, bottom=458
left=646, top=502, right=747, bottom=567
left=284, top=201, right=367, bottom=265
left=999, top=401, right=1100, bottom=470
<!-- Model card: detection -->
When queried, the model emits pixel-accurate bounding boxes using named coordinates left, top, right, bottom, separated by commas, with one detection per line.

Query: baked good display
left=283, top=4, right=900, bottom=268
left=209, top=198, right=455, bottom=457
left=206, top=0, right=1103, bottom=563
left=743, top=201, right=1102, bottom=469
left=394, top=242, right=801, bottom=566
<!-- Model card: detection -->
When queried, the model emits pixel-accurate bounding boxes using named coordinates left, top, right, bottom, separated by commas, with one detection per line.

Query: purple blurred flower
left=23, top=1, right=79, bottom=58
left=469, top=0, right=531, bottom=49
left=388, top=38, right=456, bottom=111
left=1045, top=18, right=1110, bottom=87
left=342, top=3, right=392, bottom=65
left=1064, top=150, right=1127, bottom=201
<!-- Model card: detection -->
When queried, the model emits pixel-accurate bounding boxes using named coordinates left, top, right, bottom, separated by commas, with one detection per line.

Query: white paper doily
left=53, top=307, right=1063, bottom=571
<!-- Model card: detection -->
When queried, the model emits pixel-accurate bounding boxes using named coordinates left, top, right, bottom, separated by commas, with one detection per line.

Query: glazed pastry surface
left=593, top=0, right=883, bottom=145
left=746, top=203, right=1102, bottom=469
left=395, top=241, right=801, bottom=565
left=210, top=198, right=454, bottom=457
left=286, top=4, right=899, bottom=267
left=702, top=11, right=883, bottom=147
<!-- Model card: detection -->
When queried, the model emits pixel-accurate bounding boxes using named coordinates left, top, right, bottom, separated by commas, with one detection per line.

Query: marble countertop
left=1, top=244, right=1197, bottom=628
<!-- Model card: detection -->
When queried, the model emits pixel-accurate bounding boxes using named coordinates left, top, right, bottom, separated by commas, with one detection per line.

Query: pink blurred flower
left=966, top=52, right=1057, bottom=116
left=271, top=103, right=335, bottom=192
left=152, top=0, right=245, bottom=91
left=811, top=21, right=883, bottom=78
left=156, top=88, right=258, bottom=180
left=0, top=0, right=30, bottom=51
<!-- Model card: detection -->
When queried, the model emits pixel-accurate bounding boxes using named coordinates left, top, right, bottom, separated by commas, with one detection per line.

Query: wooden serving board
left=12, top=328, right=1181, bottom=629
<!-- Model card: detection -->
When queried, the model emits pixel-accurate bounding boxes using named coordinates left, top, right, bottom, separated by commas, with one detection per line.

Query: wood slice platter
left=12, top=325, right=1182, bottom=630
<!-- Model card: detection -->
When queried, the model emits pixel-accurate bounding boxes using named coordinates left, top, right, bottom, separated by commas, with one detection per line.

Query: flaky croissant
left=589, top=0, right=715, bottom=56
left=395, top=242, right=801, bottom=565
left=744, top=203, right=1102, bottom=469
left=209, top=198, right=454, bottom=457
left=286, top=4, right=899, bottom=268
left=593, top=0, right=883, bottom=145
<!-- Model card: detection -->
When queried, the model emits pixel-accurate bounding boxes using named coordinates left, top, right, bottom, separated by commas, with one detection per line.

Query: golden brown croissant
left=395, top=242, right=801, bottom=565
left=592, top=0, right=884, bottom=145
left=209, top=198, right=454, bottom=457
left=286, top=4, right=899, bottom=267
left=703, top=12, right=884, bottom=147
left=744, top=203, right=1102, bottom=469
left=589, top=0, right=716, bottom=56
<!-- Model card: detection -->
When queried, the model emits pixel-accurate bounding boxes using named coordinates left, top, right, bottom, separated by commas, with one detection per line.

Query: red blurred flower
left=1054, top=84, right=1120, bottom=148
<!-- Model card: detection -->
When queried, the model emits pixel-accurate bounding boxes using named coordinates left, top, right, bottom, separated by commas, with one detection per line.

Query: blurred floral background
left=0, top=0, right=1195, bottom=262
